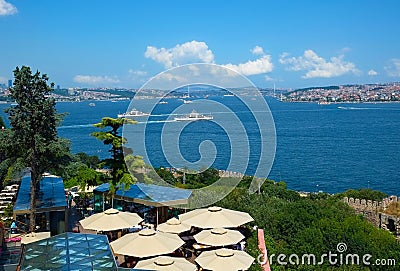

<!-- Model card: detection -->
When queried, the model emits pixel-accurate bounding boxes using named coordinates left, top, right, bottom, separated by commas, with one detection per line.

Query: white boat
left=174, top=110, right=213, bottom=121
left=158, top=101, right=168, bottom=104
left=118, top=109, right=150, bottom=118
left=183, top=99, right=193, bottom=104
left=89, top=102, right=95, bottom=107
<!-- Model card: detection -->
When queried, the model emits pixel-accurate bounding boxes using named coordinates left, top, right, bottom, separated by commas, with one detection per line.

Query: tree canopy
left=5, top=66, right=59, bottom=232
left=92, top=117, right=137, bottom=194
left=217, top=182, right=400, bottom=271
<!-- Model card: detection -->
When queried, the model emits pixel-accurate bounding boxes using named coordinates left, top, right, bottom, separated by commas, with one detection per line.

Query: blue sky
left=1, top=0, right=400, bottom=89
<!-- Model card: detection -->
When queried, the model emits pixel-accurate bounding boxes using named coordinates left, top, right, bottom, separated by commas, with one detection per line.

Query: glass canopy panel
left=19, top=233, right=117, bottom=271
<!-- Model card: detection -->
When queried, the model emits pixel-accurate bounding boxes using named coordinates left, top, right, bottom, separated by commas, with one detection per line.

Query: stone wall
left=343, top=196, right=400, bottom=237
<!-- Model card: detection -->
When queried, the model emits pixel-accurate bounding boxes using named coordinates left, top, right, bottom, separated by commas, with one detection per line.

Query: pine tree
left=92, top=117, right=137, bottom=202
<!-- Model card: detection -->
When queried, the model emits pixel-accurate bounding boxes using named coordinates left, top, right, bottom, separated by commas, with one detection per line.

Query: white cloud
left=264, top=75, right=284, bottom=83
left=368, top=69, right=378, bottom=76
left=224, top=55, right=274, bottom=76
left=385, top=59, right=400, bottom=77
left=145, top=40, right=215, bottom=68
left=251, top=46, right=264, bottom=55
left=0, top=0, right=17, bottom=16
left=157, top=72, right=187, bottom=83
left=339, top=47, right=352, bottom=54
left=145, top=42, right=273, bottom=77
left=264, top=75, right=274, bottom=82
left=73, top=75, right=120, bottom=85
left=279, top=49, right=359, bottom=78
left=128, top=69, right=147, bottom=77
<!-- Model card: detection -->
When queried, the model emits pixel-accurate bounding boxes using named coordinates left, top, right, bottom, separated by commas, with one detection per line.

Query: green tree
left=91, top=117, right=136, bottom=197
left=64, top=165, right=104, bottom=190
left=218, top=185, right=400, bottom=271
left=154, top=168, right=176, bottom=185
left=76, top=152, right=100, bottom=168
left=6, top=66, right=58, bottom=232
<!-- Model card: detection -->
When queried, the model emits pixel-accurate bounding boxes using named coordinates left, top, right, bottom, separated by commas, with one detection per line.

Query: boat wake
left=137, top=120, right=177, bottom=124
left=58, top=124, right=94, bottom=129
left=338, top=106, right=376, bottom=110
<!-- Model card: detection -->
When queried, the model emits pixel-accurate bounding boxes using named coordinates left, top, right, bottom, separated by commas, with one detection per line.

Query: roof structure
left=94, top=183, right=191, bottom=207
left=19, top=233, right=117, bottom=270
left=14, top=174, right=67, bottom=215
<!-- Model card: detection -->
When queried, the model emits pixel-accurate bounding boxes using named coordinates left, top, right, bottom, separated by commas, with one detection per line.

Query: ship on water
left=174, top=110, right=213, bottom=121
left=117, top=109, right=150, bottom=118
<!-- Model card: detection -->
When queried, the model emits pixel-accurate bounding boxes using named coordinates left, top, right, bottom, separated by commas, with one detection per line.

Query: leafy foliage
left=6, top=66, right=59, bottom=231
left=75, top=152, right=101, bottom=168
left=217, top=182, right=400, bottom=271
left=91, top=117, right=137, bottom=192
left=63, top=165, right=104, bottom=189
left=152, top=167, right=221, bottom=188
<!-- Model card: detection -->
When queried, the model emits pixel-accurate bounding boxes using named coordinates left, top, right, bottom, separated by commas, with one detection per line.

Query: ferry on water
left=117, top=109, right=150, bottom=118
left=174, top=110, right=213, bottom=121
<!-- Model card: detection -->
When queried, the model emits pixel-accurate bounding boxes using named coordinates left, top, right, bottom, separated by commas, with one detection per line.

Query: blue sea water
left=1, top=98, right=399, bottom=195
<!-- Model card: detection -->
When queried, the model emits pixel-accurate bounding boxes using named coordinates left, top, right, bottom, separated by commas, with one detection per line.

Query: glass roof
left=94, top=183, right=191, bottom=206
left=14, top=174, right=67, bottom=213
left=20, top=233, right=117, bottom=271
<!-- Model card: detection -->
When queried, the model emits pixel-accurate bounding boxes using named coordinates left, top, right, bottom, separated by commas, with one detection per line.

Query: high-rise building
left=8, top=80, right=12, bottom=88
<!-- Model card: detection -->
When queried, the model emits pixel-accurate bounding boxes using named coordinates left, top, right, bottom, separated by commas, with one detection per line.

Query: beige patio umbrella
left=179, top=206, right=253, bottom=229
left=21, top=232, right=51, bottom=245
left=79, top=208, right=143, bottom=231
left=195, top=248, right=254, bottom=271
left=110, top=229, right=184, bottom=258
left=193, top=228, right=245, bottom=247
left=157, top=217, right=191, bottom=234
left=135, top=256, right=197, bottom=271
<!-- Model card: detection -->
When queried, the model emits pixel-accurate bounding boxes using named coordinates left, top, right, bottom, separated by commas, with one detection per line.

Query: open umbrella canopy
left=135, top=256, right=197, bottom=271
left=193, top=228, right=245, bottom=247
left=79, top=208, right=143, bottom=231
left=179, top=206, right=254, bottom=229
left=110, top=229, right=184, bottom=258
left=157, top=217, right=191, bottom=234
left=195, top=248, right=254, bottom=271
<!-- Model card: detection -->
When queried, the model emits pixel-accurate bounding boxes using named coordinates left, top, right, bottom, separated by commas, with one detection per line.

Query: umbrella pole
left=156, top=207, right=159, bottom=228
left=102, top=194, right=105, bottom=211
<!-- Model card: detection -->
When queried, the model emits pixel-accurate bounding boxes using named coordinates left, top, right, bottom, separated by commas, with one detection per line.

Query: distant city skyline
left=1, top=0, right=400, bottom=89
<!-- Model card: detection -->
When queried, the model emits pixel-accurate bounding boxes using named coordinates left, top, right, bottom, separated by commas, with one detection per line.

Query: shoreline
left=2, top=95, right=400, bottom=104
left=278, top=99, right=400, bottom=104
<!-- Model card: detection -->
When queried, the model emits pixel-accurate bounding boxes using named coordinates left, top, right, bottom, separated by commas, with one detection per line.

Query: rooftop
left=94, top=183, right=192, bottom=207
left=19, top=232, right=116, bottom=270
left=14, top=174, right=67, bottom=215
